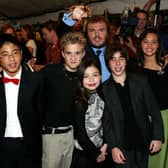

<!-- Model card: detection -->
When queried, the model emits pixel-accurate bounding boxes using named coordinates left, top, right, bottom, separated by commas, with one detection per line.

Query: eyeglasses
left=0, top=49, right=21, bottom=58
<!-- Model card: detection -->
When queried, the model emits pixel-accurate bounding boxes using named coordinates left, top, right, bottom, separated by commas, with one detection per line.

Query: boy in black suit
left=103, top=46, right=164, bottom=168
left=0, top=34, right=43, bottom=168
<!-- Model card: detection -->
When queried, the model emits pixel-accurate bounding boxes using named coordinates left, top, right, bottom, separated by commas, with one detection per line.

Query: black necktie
left=95, top=50, right=102, bottom=57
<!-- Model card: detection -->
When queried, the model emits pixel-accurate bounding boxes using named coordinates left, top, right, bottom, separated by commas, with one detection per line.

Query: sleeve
left=142, top=76, right=164, bottom=142
left=102, top=103, right=118, bottom=153
left=73, top=100, right=101, bottom=160
left=62, top=13, right=76, bottom=26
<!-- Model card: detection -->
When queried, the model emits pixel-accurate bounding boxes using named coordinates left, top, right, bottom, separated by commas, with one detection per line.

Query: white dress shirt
left=4, top=68, right=23, bottom=137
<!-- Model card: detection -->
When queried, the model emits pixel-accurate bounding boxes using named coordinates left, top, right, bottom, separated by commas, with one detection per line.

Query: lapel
left=104, top=77, right=124, bottom=121
left=127, top=73, right=139, bottom=114
left=17, top=68, right=30, bottom=118
left=0, top=72, right=7, bottom=134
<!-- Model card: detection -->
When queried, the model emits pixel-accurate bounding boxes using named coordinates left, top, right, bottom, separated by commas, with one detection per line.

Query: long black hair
left=138, top=28, right=164, bottom=67
left=76, top=57, right=103, bottom=103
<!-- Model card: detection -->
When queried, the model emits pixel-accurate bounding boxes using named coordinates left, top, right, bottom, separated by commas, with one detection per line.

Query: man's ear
left=61, top=51, right=65, bottom=58
left=82, top=50, right=85, bottom=58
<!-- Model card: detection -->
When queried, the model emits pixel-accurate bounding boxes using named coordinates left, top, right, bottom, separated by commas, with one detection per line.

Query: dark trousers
left=0, top=138, right=41, bottom=168
left=115, top=148, right=149, bottom=168
left=71, top=148, right=114, bottom=168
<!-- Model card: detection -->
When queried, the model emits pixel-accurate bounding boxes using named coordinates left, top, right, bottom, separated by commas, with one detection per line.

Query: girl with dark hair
left=138, top=28, right=168, bottom=168
left=71, top=58, right=107, bottom=168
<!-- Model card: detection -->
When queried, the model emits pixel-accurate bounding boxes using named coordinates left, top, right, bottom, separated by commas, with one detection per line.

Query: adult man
left=0, top=34, right=43, bottom=168
left=103, top=46, right=164, bottom=168
left=62, top=6, right=110, bottom=82
left=41, top=20, right=62, bottom=65
left=41, top=32, right=86, bottom=168
left=134, top=9, right=148, bottom=38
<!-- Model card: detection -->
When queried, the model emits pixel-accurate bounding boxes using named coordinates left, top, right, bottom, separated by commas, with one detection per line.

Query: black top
left=113, top=78, right=145, bottom=149
left=41, top=63, right=78, bottom=127
left=141, top=65, right=168, bottom=110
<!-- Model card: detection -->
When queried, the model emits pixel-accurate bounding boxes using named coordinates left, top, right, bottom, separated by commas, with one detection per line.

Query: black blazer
left=102, top=72, right=164, bottom=151
left=0, top=68, right=43, bottom=158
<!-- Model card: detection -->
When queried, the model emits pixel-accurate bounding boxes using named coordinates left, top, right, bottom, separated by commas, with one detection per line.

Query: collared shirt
left=4, top=67, right=23, bottom=138
left=92, top=47, right=110, bottom=82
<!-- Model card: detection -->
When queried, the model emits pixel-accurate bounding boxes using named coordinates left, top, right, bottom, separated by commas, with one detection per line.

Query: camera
left=119, top=7, right=138, bottom=38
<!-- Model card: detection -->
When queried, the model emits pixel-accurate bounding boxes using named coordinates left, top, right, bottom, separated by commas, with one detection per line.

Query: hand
left=112, top=147, right=126, bottom=164
left=124, top=37, right=136, bottom=54
left=149, top=140, right=162, bottom=154
left=70, top=5, right=91, bottom=21
left=100, top=144, right=108, bottom=156
left=96, top=153, right=106, bottom=163
left=163, top=53, right=168, bottom=67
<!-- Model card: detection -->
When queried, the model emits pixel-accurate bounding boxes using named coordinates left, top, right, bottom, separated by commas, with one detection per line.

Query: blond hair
left=60, top=32, right=86, bottom=51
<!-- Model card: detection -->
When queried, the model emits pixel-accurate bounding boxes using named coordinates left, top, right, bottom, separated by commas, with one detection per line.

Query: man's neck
left=64, top=64, right=77, bottom=72
left=112, top=72, right=126, bottom=86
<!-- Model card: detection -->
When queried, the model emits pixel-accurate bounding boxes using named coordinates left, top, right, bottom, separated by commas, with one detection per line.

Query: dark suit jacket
left=0, top=68, right=43, bottom=159
left=102, top=72, right=164, bottom=151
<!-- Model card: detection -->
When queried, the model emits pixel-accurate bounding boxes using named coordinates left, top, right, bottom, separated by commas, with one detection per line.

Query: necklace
left=63, top=67, right=77, bottom=81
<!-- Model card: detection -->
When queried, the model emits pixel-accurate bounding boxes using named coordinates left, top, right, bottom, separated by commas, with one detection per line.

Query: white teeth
left=115, top=67, right=121, bottom=72
left=9, top=63, right=16, bottom=68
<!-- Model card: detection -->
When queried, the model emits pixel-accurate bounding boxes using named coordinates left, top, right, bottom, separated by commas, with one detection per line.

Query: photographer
left=117, top=9, right=148, bottom=63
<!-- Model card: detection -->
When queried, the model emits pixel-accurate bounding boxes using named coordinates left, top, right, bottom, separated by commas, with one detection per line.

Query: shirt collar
left=3, top=67, right=22, bottom=79
left=92, top=46, right=106, bottom=54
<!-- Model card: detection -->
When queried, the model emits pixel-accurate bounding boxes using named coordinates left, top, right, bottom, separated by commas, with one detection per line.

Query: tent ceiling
left=0, top=0, right=105, bottom=20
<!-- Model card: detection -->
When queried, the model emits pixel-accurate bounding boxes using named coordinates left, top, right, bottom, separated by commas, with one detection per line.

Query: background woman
left=138, top=28, right=168, bottom=168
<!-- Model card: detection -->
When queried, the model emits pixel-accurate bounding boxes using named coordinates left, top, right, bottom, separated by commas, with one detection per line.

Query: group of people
left=0, top=1, right=167, bottom=168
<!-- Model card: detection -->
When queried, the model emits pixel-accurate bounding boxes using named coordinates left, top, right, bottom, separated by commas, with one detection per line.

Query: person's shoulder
left=128, top=71, right=148, bottom=83
left=102, top=76, right=112, bottom=87
left=40, top=63, right=62, bottom=73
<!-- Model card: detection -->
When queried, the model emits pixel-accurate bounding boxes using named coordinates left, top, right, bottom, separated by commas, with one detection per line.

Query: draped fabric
left=85, top=92, right=104, bottom=148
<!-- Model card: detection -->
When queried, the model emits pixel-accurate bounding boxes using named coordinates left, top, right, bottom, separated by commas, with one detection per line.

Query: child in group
left=71, top=58, right=107, bottom=168
left=138, top=28, right=168, bottom=168
left=0, top=34, right=43, bottom=168
left=103, top=46, right=164, bottom=168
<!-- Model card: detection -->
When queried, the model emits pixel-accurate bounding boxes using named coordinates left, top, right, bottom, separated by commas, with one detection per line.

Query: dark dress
left=141, top=65, right=168, bottom=168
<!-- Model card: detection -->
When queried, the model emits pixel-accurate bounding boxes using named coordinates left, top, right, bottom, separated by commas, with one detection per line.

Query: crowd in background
left=0, top=0, right=167, bottom=168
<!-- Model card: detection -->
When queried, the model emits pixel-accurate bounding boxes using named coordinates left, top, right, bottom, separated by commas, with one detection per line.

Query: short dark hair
left=135, top=9, right=148, bottom=19
left=41, top=20, right=58, bottom=32
left=85, top=15, right=110, bottom=34
left=105, top=46, right=129, bottom=65
left=0, top=34, right=21, bottom=49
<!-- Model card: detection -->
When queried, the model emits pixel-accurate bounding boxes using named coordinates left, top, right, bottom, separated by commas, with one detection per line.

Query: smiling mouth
left=9, top=63, right=17, bottom=68
left=88, top=83, right=96, bottom=87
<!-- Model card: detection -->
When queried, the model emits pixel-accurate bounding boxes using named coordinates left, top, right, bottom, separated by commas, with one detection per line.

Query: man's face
left=0, top=43, right=22, bottom=77
left=108, top=51, right=126, bottom=78
left=87, top=21, right=108, bottom=47
left=136, top=12, right=147, bottom=30
left=41, top=28, right=52, bottom=44
left=61, top=43, right=85, bottom=72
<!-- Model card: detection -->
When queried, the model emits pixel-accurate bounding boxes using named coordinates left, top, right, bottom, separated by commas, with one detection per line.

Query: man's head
left=0, top=34, right=22, bottom=77
left=0, top=23, right=15, bottom=36
left=135, top=10, right=148, bottom=31
left=106, top=46, right=128, bottom=78
left=86, top=15, right=109, bottom=48
left=60, top=32, right=86, bottom=72
left=41, top=20, right=59, bottom=44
